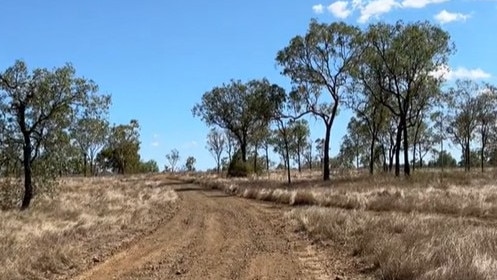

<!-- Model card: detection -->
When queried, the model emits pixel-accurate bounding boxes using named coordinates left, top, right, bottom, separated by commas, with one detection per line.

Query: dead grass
left=287, top=207, right=497, bottom=280
left=0, top=175, right=178, bottom=280
left=192, top=170, right=497, bottom=220
left=188, top=170, right=497, bottom=279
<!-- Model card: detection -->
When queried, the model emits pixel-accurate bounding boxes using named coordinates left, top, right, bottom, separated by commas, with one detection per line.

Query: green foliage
left=193, top=78, right=286, bottom=162
left=185, top=156, right=196, bottom=172
left=0, top=60, right=109, bottom=208
left=276, top=20, right=363, bottom=181
left=96, top=120, right=141, bottom=174
left=429, top=151, right=457, bottom=168
left=227, top=150, right=252, bottom=177
left=139, top=160, right=159, bottom=173
left=206, top=128, right=225, bottom=173
left=166, top=149, right=180, bottom=172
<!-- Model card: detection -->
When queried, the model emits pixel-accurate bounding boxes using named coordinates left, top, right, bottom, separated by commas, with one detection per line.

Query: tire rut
left=73, top=185, right=336, bottom=280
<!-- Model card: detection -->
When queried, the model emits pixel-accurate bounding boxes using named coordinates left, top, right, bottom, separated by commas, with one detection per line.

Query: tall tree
left=71, top=117, right=110, bottom=176
left=446, top=80, right=480, bottom=172
left=97, top=120, right=140, bottom=174
left=166, top=148, right=180, bottom=172
left=0, top=61, right=105, bottom=209
left=193, top=79, right=285, bottom=162
left=289, top=119, right=310, bottom=173
left=185, top=156, right=196, bottom=172
left=475, top=84, right=497, bottom=172
left=206, top=128, right=225, bottom=173
left=277, top=20, right=363, bottom=181
left=357, top=20, right=454, bottom=176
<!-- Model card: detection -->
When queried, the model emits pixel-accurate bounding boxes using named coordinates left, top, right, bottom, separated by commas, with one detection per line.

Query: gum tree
left=0, top=60, right=105, bottom=209
left=276, top=20, right=363, bottom=181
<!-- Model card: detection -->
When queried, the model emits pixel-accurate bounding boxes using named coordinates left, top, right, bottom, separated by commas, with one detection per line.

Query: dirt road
left=74, top=184, right=336, bottom=280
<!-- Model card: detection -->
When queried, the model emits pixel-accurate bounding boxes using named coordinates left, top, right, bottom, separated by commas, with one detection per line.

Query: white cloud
left=150, top=134, right=160, bottom=147
left=431, top=66, right=492, bottom=80
left=434, top=10, right=471, bottom=24
left=320, top=0, right=450, bottom=23
left=182, top=141, right=198, bottom=149
left=328, top=1, right=353, bottom=18
left=358, top=0, right=400, bottom=23
left=401, top=0, right=447, bottom=8
left=312, top=4, right=325, bottom=14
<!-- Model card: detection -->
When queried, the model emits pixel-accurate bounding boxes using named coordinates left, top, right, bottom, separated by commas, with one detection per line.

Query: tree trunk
left=323, top=124, right=332, bottom=181
left=265, top=145, right=269, bottom=171
left=21, top=139, right=33, bottom=210
left=465, top=141, right=471, bottom=172
left=412, top=145, right=416, bottom=172
left=241, top=142, right=247, bottom=163
left=395, top=124, right=402, bottom=177
left=481, top=141, right=485, bottom=173
left=284, top=138, right=291, bottom=184
left=253, top=143, right=258, bottom=174
left=369, top=138, right=376, bottom=175
left=297, top=144, right=302, bottom=173
left=402, top=119, right=410, bottom=176
left=83, top=152, right=88, bottom=177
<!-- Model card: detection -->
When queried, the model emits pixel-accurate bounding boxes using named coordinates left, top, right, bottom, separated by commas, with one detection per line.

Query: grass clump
left=288, top=207, right=497, bottom=280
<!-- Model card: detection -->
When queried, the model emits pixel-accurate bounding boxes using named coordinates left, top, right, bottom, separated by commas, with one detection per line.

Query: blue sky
left=1, top=0, right=496, bottom=170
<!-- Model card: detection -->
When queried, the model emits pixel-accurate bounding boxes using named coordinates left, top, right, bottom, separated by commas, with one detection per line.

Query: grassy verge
left=192, top=171, right=497, bottom=220
left=287, top=207, right=497, bottom=280
left=0, top=175, right=178, bottom=280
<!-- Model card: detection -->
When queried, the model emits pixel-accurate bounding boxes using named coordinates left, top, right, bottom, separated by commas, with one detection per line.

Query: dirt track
left=74, top=184, right=336, bottom=280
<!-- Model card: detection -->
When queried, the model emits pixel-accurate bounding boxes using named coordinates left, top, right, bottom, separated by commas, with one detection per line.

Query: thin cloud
left=150, top=134, right=160, bottom=147
left=328, top=1, right=353, bottom=19
left=320, top=0, right=450, bottom=22
left=182, top=140, right=198, bottom=149
left=434, top=10, right=471, bottom=24
left=402, top=0, right=447, bottom=8
left=358, top=0, right=399, bottom=23
left=312, top=4, right=325, bottom=14
left=431, top=66, right=492, bottom=80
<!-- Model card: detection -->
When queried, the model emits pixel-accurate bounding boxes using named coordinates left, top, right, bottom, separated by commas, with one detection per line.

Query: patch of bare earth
left=76, top=185, right=356, bottom=280
left=0, top=175, right=179, bottom=280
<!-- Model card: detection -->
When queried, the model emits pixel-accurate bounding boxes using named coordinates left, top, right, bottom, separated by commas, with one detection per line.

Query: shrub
left=227, top=150, right=252, bottom=177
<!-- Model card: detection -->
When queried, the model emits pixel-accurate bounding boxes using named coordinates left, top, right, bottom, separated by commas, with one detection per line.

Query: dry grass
left=0, top=175, right=178, bottom=280
left=287, top=207, right=497, bottom=280
left=188, top=169, right=497, bottom=279
left=192, top=170, right=497, bottom=220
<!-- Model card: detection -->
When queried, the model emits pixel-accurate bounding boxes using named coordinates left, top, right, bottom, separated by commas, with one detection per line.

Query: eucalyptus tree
left=341, top=117, right=369, bottom=169
left=271, top=122, right=293, bottom=184
left=445, top=80, right=480, bottom=171
left=289, top=119, right=310, bottom=173
left=276, top=20, right=363, bottom=181
left=0, top=60, right=106, bottom=209
left=166, top=148, right=180, bottom=172
left=193, top=79, right=285, bottom=163
left=474, top=84, right=497, bottom=172
left=98, top=120, right=141, bottom=174
left=357, top=20, right=454, bottom=176
left=71, top=113, right=110, bottom=176
left=346, top=81, right=389, bottom=174
left=185, top=156, right=196, bottom=172
left=206, top=128, right=225, bottom=173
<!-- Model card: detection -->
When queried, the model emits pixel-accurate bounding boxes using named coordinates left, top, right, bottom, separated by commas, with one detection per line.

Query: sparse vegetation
left=0, top=175, right=178, bottom=280
left=191, top=171, right=497, bottom=279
